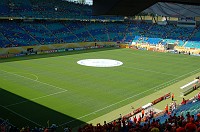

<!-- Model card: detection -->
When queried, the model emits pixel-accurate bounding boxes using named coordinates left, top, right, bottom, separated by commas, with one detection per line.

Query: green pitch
left=0, top=48, right=200, bottom=130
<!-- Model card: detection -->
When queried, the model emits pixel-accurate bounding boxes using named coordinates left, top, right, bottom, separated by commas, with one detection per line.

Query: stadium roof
left=93, top=0, right=200, bottom=17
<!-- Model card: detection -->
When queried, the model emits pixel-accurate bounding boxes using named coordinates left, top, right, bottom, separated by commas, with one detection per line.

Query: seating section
left=175, top=100, right=200, bottom=117
left=0, top=0, right=8, bottom=15
left=1, top=20, right=200, bottom=48
left=0, top=0, right=123, bottom=20
left=191, top=26, right=200, bottom=41
left=0, top=0, right=200, bottom=49
left=0, top=21, right=39, bottom=47
left=0, top=21, right=130, bottom=47
left=155, top=99, right=200, bottom=124
left=130, top=24, right=195, bottom=47
left=0, top=118, right=19, bottom=131
left=185, top=41, right=200, bottom=49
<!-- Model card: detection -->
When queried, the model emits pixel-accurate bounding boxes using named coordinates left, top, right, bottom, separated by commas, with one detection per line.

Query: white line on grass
left=18, top=72, right=38, bottom=81
left=1, top=72, right=39, bottom=81
left=59, top=67, right=200, bottom=126
left=0, top=105, right=42, bottom=127
left=29, top=73, right=38, bottom=81
left=1, top=66, right=199, bottom=127
left=0, top=70, right=67, bottom=92
left=5, top=90, right=68, bottom=107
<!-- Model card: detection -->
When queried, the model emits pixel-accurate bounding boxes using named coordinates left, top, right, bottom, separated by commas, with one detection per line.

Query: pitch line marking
left=0, top=72, right=39, bottom=81
left=59, top=67, right=200, bottom=126
left=1, top=68, right=200, bottom=127
left=0, top=70, right=67, bottom=92
left=11, top=72, right=39, bottom=81
left=0, top=105, right=42, bottom=127
left=5, top=90, right=67, bottom=107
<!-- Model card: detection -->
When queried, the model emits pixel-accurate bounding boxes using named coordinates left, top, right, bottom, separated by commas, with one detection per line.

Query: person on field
left=171, top=93, right=174, bottom=101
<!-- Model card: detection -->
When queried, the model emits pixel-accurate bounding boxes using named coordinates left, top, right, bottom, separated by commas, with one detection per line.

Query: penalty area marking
left=0, top=70, right=67, bottom=92
left=1, top=69, right=68, bottom=107
left=12, top=72, right=38, bottom=81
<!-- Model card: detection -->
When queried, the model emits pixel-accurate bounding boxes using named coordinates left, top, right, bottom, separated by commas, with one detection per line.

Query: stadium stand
left=0, top=0, right=123, bottom=20
left=1, top=19, right=199, bottom=48
left=1, top=0, right=200, bottom=131
left=0, top=21, right=39, bottom=47
left=0, top=0, right=200, bottom=49
left=0, top=0, right=199, bottom=49
left=185, top=41, right=200, bottom=49
left=191, top=26, right=200, bottom=41
left=0, top=118, right=19, bottom=131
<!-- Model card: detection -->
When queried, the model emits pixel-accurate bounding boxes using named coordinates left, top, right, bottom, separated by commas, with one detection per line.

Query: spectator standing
left=176, top=121, right=185, bottom=132
left=165, top=104, right=169, bottom=114
left=185, top=118, right=197, bottom=132
left=142, top=109, right=145, bottom=118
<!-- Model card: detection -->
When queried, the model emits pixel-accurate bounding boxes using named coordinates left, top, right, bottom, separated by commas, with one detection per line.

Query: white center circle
left=77, top=59, right=123, bottom=67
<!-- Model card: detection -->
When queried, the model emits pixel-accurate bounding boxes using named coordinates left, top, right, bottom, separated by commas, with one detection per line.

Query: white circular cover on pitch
left=77, top=59, right=123, bottom=67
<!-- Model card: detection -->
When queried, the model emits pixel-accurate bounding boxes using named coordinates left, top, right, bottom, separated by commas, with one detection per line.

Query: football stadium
left=0, top=0, right=200, bottom=131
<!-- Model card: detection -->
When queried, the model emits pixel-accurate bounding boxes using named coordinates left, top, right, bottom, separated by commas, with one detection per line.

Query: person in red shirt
left=176, top=121, right=186, bottom=132
left=151, top=118, right=159, bottom=129
left=112, top=120, right=116, bottom=126
left=197, top=113, right=200, bottom=120
left=185, top=118, right=197, bottom=132
left=196, top=113, right=200, bottom=128
left=197, top=127, right=200, bottom=132
left=198, top=92, right=200, bottom=100
left=182, top=98, right=186, bottom=105
left=138, top=115, right=141, bottom=123
left=134, top=116, right=137, bottom=123
left=165, top=104, right=169, bottom=114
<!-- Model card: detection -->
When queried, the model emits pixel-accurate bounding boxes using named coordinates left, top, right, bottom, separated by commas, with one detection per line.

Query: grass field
left=0, top=48, right=200, bottom=130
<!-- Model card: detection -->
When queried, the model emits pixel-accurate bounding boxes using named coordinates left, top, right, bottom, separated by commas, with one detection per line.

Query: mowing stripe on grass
left=0, top=105, right=42, bottom=127
left=59, top=67, right=200, bottom=126
left=5, top=90, right=68, bottom=107
left=0, top=70, right=67, bottom=92
left=118, top=49, right=194, bottom=65
left=123, top=66, right=178, bottom=77
left=126, top=50, right=190, bottom=60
